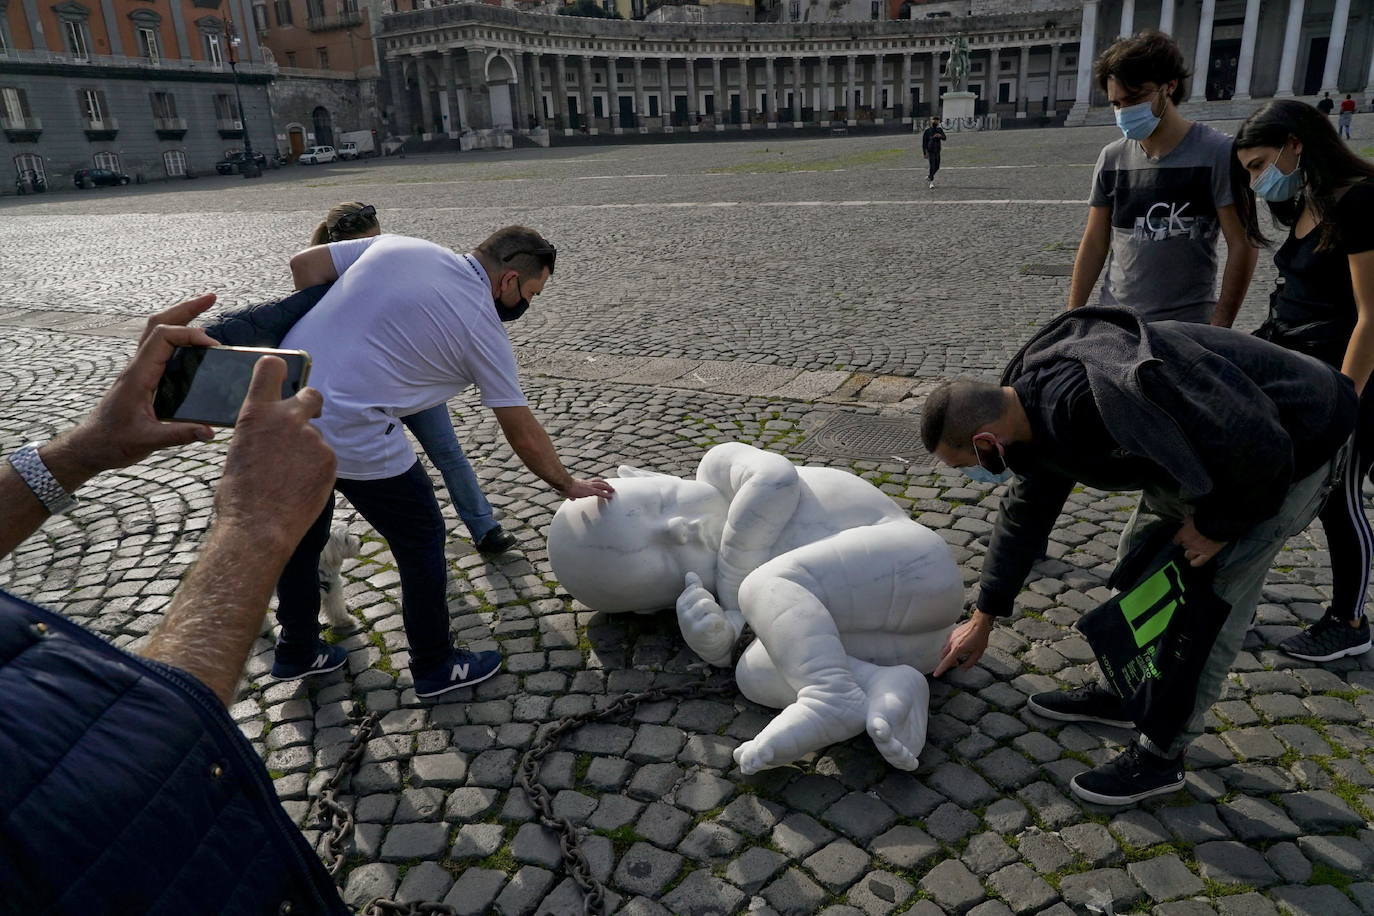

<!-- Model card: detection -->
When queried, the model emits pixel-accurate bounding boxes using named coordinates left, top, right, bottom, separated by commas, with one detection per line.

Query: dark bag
left=1253, top=283, right=1351, bottom=367
left=1076, top=524, right=1231, bottom=749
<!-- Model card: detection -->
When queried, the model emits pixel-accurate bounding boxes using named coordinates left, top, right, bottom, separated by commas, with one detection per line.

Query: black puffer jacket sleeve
left=201, top=283, right=333, bottom=347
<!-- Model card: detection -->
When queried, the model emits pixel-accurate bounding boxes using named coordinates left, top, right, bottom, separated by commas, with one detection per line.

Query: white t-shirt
left=281, top=234, right=527, bottom=480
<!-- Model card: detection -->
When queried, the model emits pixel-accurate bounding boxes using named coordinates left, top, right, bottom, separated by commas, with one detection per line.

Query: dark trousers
left=275, top=460, right=452, bottom=672
left=1321, top=381, right=1374, bottom=622
left=927, top=151, right=941, bottom=181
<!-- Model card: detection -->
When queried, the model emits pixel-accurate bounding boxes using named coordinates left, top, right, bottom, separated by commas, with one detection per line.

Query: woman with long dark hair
left=1233, top=99, right=1374, bottom=663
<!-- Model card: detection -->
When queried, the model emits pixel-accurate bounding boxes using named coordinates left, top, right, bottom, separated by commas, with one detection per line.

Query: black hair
left=1094, top=29, right=1190, bottom=105
left=1231, top=99, right=1374, bottom=251
left=476, top=225, right=557, bottom=281
left=920, top=380, right=1006, bottom=454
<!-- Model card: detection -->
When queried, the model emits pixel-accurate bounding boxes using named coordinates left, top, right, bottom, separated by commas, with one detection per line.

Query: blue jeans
left=402, top=404, right=499, bottom=542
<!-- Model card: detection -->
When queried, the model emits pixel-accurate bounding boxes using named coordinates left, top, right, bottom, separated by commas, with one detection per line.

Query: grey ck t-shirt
left=1089, top=122, right=1235, bottom=323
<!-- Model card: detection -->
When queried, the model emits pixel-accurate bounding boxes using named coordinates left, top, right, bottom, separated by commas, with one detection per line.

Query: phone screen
left=155, top=346, right=311, bottom=427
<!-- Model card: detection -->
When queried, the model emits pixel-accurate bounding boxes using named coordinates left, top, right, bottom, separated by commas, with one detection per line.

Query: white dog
left=317, top=527, right=360, bottom=630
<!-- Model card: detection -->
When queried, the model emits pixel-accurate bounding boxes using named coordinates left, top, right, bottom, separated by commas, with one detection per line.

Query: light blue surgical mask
left=1115, top=98, right=1162, bottom=141
left=961, top=464, right=1013, bottom=485
left=1251, top=151, right=1303, bottom=202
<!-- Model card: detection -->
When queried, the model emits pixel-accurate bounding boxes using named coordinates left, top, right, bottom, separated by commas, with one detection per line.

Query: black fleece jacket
left=977, top=307, right=1356, bottom=618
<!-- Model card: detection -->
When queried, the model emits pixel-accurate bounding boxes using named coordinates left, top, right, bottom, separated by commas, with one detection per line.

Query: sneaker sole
left=1069, top=774, right=1185, bottom=806
left=1027, top=695, right=1134, bottom=729
left=1280, top=638, right=1372, bottom=663
left=414, top=662, right=502, bottom=698
left=269, top=657, right=348, bottom=682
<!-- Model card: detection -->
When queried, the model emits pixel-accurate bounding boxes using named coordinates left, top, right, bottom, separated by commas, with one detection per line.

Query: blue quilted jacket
left=0, top=588, right=348, bottom=915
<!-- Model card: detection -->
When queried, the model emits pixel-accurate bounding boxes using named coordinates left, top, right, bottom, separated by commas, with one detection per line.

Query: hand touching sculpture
left=548, top=443, right=963, bottom=774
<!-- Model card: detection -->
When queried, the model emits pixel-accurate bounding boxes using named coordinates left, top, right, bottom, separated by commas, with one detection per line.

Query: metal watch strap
left=7, top=444, right=78, bottom=515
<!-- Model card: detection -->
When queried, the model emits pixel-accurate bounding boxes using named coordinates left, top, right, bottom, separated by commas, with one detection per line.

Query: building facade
left=375, top=0, right=1374, bottom=143
left=1, top=0, right=279, bottom=187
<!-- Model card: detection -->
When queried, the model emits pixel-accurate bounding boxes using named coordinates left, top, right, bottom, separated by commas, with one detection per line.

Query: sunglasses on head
left=331, top=204, right=376, bottom=237
left=503, top=243, right=557, bottom=272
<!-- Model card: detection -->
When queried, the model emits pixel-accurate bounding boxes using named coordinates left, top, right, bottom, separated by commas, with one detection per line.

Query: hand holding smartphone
left=155, top=346, right=312, bottom=427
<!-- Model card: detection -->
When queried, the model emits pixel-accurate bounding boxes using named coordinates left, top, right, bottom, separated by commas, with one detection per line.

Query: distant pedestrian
left=1339, top=93, right=1356, bottom=139
left=1067, top=30, right=1257, bottom=326
left=922, top=116, right=947, bottom=189
left=1318, top=92, right=1335, bottom=116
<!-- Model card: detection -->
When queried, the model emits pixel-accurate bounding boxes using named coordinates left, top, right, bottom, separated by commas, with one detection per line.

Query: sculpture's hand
left=676, top=571, right=738, bottom=668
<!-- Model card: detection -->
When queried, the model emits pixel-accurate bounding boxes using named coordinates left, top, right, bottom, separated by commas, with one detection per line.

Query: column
left=509, top=52, right=528, bottom=132
left=1048, top=43, right=1061, bottom=111
left=711, top=57, right=723, bottom=128
left=1118, top=0, right=1134, bottom=38
left=741, top=57, right=752, bottom=128
left=632, top=58, right=645, bottom=132
left=416, top=56, right=436, bottom=137
left=530, top=54, right=546, bottom=128
left=387, top=57, right=408, bottom=134
left=1069, top=0, right=1099, bottom=120
left=1017, top=44, right=1031, bottom=117
left=686, top=57, right=699, bottom=130
left=1275, top=0, right=1305, bottom=97
left=607, top=55, right=620, bottom=132
left=989, top=48, right=1000, bottom=110
left=765, top=56, right=777, bottom=127
left=1366, top=40, right=1374, bottom=101
left=579, top=56, right=595, bottom=133
left=1188, top=0, right=1216, bottom=102
left=1320, top=0, right=1352, bottom=96
left=900, top=52, right=912, bottom=121
left=927, top=50, right=939, bottom=117
left=871, top=54, right=883, bottom=121
left=442, top=50, right=462, bottom=135
left=464, top=50, right=492, bottom=131
left=792, top=55, right=803, bottom=125
left=1232, top=0, right=1261, bottom=100
left=1158, top=0, right=1174, bottom=35
left=659, top=58, right=672, bottom=129
left=845, top=54, right=857, bottom=124
left=554, top=55, right=570, bottom=132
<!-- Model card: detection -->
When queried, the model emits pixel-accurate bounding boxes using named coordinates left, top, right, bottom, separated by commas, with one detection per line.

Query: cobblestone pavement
left=4, top=121, right=1374, bottom=916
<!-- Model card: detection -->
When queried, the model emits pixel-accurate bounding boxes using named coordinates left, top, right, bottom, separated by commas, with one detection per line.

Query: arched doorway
left=485, top=53, right=515, bottom=130
left=312, top=107, right=334, bottom=147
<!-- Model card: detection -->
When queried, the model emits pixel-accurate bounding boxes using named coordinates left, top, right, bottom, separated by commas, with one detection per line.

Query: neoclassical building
left=376, top=0, right=1372, bottom=140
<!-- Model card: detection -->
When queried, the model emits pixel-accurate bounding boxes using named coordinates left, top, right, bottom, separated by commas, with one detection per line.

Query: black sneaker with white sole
left=1279, top=614, right=1371, bottom=663
left=1070, top=743, right=1185, bottom=805
left=413, top=648, right=503, bottom=698
left=270, top=642, right=348, bottom=681
left=1027, top=684, right=1134, bottom=728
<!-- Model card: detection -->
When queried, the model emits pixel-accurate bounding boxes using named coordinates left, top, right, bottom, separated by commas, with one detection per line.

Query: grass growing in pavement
left=1308, top=861, right=1354, bottom=890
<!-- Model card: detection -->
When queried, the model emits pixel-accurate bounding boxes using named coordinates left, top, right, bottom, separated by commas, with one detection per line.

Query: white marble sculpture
left=548, top=443, right=963, bottom=774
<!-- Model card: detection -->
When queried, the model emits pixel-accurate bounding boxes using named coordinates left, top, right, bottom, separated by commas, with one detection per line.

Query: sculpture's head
left=548, top=467, right=728, bottom=613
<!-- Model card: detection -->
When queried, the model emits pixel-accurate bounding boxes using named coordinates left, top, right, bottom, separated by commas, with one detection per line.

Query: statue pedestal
left=941, top=91, right=977, bottom=122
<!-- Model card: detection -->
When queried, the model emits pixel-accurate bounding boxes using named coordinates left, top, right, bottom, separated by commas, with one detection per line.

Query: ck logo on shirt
left=1132, top=201, right=1213, bottom=242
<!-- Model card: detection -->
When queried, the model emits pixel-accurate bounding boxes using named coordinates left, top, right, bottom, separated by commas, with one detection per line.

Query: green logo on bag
left=1118, top=561, right=1184, bottom=649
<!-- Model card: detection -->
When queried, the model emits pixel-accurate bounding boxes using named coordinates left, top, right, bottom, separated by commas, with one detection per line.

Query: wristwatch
left=7, top=444, right=79, bottom=516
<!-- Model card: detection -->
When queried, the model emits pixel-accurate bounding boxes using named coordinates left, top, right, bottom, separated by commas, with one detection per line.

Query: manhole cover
left=795, top=412, right=928, bottom=460
left=1021, top=263, right=1074, bottom=277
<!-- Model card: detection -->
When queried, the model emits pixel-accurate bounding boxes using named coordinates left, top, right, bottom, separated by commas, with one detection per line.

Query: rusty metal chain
left=515, top=680, right=737, bottom=916
left=311, top=681, right=735, bottom=916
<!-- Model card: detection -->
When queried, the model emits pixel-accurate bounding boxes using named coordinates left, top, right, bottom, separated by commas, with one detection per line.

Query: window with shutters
left=316, top=46, right=328, bottom=68
left=0, top=86, right=31, bottom=125
left=163, top=149, right=187, bottom=177
left=150, top=91, right=177, bottom=119
left=78, top=88, right=106, bottom=125
left=136, top=27, right=160, bottom=61
left=64, top=18, right=89, bottom=58
left=275, top=0, right=293, bottom=25
left=15, top=152, right=45, bottom=180
left=93, top=151, right=119, bottom=171
left=214, top=94, right=240, bottom=121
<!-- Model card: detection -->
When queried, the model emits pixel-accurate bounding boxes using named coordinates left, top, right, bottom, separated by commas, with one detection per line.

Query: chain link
left=310, top=682, right=735, bottom=916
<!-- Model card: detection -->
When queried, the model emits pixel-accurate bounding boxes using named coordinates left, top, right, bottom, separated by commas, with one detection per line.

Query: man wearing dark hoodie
left=921, top=306, right=1356, bottom=805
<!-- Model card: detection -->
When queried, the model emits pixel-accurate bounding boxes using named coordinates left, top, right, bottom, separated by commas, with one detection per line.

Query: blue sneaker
left=270, top=642, right=348, bottom=681
left=414, top=649, right=503, bottom=698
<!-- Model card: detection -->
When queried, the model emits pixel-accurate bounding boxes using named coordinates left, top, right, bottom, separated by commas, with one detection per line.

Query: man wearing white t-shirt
left=271, top=226, right=615, bottom=697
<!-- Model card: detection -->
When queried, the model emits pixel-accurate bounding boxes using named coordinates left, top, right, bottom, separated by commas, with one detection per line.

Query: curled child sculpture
left=548, top=443, right=963, bottom=774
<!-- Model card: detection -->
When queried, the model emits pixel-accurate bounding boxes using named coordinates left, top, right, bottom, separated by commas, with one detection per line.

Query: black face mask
left=495, top=296, right=529, bottom=322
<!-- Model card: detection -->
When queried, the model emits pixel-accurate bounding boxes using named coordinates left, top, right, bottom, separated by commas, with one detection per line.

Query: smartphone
left=154, top=345, right=312, bottom=427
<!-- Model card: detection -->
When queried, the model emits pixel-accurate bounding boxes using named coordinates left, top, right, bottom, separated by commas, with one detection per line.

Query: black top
left=1317, top=97, right=1335, bottom=114
left=922, top=126, right=946, bottom=156
left=1269, top=181, right=1374, bottom=366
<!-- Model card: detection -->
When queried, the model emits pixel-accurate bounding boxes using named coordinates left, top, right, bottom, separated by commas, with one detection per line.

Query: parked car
left=72, top=168, right=130, bottom=189
left=215, top=150, right=268, bottom=175
left=298, top=146, right=337, bottom=165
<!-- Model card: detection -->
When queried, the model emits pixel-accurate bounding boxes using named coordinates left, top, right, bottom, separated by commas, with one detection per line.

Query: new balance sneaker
left=1027, top=684, right=1133, bottom=729
left=270, top=641, right=348, bottom=681
left=413, top=648, right=503, bottom=698
left=1070, top=743, right=1185, bottom=805
left=475, top=526, right=518, bottom=555
left=1279, top=614, right=1372, bottom=663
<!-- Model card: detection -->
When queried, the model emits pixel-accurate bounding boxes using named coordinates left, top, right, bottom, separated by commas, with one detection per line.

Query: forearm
left=499, top=409, right=575, bottom=493
left=1211, top=244, right=1258, bottom=328
left=0, top=430, right=106, bottom=560
left=977, top=473, right=1073, bottom=616
left=1340, top=318, right=1374, bottom=396
left=141, top=520, right=295, bottom=705
left=1067, top=237, right=1108, bottom=310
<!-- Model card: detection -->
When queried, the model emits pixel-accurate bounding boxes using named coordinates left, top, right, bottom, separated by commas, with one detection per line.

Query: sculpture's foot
left=733, top=683, right=867, bottom=774
left=861, top=664, right=929, bottom=771
left=677, top=572, right=740, bottom=668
